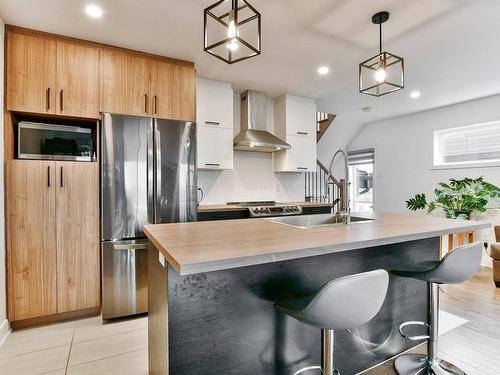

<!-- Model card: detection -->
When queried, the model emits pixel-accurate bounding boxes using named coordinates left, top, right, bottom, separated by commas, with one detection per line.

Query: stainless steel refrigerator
left=101, top=113, right=197, bottom=319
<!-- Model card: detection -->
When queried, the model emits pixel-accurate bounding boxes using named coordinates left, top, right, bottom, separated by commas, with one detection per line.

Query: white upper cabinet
left=196, top=78, right=233, bottom=129
left=273, top=95, right=317, bottom=172
left=196, top=78, right=234, bottom=170
left=274, top=95, right=317, bottom=138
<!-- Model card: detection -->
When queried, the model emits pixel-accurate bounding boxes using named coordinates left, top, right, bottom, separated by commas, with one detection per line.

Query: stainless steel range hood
left=234, top=90, right=291, bottom=152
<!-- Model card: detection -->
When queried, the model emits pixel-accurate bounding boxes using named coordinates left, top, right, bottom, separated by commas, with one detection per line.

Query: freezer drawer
left=101, top=240, right=148, bottom=319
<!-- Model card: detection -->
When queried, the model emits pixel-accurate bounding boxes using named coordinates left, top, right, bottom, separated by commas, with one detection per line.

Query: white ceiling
left=1, top=0, right=500, bottom=125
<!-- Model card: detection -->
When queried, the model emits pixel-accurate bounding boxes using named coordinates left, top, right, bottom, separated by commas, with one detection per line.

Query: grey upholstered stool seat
left=391, top=241, right=483, bottom=375
left=275, top=269, right=389, bottom=375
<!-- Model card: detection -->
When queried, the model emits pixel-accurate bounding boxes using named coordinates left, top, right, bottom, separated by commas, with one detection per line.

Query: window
left=348, top=149, right=374, bottom=212
left=434, top=121, right=500, bottom=167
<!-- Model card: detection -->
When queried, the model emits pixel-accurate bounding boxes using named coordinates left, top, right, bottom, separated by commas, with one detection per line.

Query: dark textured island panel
left=149, top=237, right=439, bottom=375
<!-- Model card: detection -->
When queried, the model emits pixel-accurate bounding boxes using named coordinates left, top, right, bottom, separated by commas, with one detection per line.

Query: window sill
left=431, top=162, right=500, bottom=170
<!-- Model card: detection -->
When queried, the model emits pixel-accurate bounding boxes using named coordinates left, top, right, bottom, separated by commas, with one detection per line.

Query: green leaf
left=406, top=193, right=427, bottom=211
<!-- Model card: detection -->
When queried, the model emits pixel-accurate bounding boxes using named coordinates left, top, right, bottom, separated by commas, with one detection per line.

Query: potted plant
left=406, top=177, right=500, bottom=220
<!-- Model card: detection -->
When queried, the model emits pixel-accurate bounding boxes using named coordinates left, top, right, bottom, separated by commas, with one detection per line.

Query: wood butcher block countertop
left=143, top=212, right=490, bottom=275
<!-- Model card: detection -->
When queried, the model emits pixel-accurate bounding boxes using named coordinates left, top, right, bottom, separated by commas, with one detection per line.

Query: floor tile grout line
left=65, top=346, right=147, bottom=370
left=72, top=325, right=148, bottom=345
left=0, top=342, right=72, bottom=360
left=64, top=327, right=76, bottom=375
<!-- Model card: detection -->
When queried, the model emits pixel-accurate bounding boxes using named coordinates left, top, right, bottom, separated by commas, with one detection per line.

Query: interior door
left=56, top=41, right=100, bottom=118
left=6, top=160, right=57, bottom=321
left=56, top=162, right=100, bottom=312
left=6, top=30, right=56, bottom=114
left=154, top=119, right=197, bottom=223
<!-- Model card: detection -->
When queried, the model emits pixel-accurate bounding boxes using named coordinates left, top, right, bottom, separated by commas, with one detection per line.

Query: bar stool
left=391, top=241, right=483, bottom=375
left=274, top=269, right=389, bottom=375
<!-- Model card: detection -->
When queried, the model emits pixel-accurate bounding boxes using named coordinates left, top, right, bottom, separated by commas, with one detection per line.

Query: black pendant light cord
left=379, top=22, right=382, bottom=54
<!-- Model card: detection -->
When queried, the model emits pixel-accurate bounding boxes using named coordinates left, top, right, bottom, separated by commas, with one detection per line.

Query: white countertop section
left=143, top=212, right=490, bottom=275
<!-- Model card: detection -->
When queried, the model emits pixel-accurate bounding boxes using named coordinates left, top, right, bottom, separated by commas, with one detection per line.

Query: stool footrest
left=398, top=321, right=430, bottom=341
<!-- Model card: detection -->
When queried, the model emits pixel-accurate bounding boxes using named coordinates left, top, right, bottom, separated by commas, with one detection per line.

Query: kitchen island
left=144, top=212, right=489, bottom=375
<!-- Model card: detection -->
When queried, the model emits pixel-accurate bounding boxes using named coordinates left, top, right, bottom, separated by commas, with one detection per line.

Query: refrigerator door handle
left=155, top=128, right=162, bottom=222
left=147, top=125, right=154, bottom=224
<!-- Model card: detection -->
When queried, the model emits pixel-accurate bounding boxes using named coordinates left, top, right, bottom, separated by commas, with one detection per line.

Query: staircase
left=304, top=112, right=345, bottom=211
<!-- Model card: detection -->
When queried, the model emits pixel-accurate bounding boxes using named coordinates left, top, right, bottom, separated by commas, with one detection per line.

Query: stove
left=227, top=201, right=303, bottom=217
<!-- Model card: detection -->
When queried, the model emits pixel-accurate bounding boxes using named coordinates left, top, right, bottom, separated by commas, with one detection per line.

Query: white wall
left=198, top=94, right=305, bottom=204
left=0, top=18, right=9, bottom=345
left=348, top=94, right=500, bottom=265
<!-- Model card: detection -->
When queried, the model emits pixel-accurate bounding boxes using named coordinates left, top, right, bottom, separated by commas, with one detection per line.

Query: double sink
left=265, top=213, right=373, bottom=229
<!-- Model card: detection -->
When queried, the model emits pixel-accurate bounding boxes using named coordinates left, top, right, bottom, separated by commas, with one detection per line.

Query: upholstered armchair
left=491, top=226, right=500, bottom=287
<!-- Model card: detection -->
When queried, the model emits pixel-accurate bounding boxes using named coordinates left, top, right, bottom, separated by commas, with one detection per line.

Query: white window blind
left=434, top=121, right=500, bottom=166
left=347, top=149, right=375, bottom=166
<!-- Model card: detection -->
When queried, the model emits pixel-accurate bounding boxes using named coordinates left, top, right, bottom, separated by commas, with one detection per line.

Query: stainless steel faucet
left=328, top=149, right=351, bottom=224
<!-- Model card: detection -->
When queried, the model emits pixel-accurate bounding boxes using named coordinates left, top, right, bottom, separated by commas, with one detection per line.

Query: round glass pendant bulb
left=375, top=68, right=386, bottom=83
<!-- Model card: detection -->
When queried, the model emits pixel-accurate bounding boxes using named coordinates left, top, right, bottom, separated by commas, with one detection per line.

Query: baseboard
left=10, top=306, right=100, bottom=331
left=0, top=318, right=10, bottom=348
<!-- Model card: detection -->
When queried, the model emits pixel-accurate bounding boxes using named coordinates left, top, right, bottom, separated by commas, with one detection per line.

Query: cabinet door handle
left=296, top=131, right=308, bottom=135
left=154, top=95, right=158, bottom=115
left=46, top=88, right=51, bottom=111
left=59, top=89, right=64, bottom=112
left=60, top=166, right=64, bottom=187
left=205, top=163, right=220, bottom=167
left=47, top=166, right=51, bottom=187
left=205, top=121, right=220, bottom=126
left=297, top=167, right=308, bottom=170
left=145, top=94, right=149, bottom=113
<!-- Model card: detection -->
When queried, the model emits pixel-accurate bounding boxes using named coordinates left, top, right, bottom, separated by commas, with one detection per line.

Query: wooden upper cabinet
left=149, top=61, right=196, bottom=122
left=6, top=31, right=56, bottom=114
left=56, top=41, right=100, bottom=119
left=6, top=160, right=57, bottom=321
left=55, top=162, right=100, bottom=312
left=101, top=49, right=151, bottom=116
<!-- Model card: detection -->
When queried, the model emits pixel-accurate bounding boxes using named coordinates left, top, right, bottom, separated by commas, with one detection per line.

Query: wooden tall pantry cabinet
left=6, top=161, right=100, bottom=323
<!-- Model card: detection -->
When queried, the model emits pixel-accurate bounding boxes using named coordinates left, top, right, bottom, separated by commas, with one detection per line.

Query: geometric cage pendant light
left=204, top=0, right=262, bottom=64
left=359, top=11, right=404, bottom=97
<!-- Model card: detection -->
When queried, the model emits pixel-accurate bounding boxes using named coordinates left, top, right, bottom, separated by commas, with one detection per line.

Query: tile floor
left=0, top=316, right=148, bottom=375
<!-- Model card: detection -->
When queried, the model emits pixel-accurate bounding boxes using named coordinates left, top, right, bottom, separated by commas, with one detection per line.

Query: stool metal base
left=293, top=365, right=339, bottom=375
left=293, top=366, right=340, bottom=375
left=395, top=354, right=467, bottom=375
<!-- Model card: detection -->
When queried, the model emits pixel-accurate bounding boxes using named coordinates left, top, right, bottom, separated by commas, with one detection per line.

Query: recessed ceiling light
left=85, top=4, right=103, bottom=18
left=317, top=66, right=329, bottom=75
left=410, top=91, right=421, bottom=99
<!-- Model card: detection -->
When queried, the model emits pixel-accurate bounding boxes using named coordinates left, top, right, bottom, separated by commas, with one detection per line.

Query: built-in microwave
left=18, top=122, right=95, bottom=161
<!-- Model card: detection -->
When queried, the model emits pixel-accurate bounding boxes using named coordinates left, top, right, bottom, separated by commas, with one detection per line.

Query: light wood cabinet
left=56, top=41, right=100, bottom=118
left=101, top=49, right=151, bottom=116
left=6, top=161, right=57, bottom=321
left=6, top=31, right=56, bottom=114
left=56, top=162, right=100, bottom=313
left=6, top=29, right=100, bottom=119
left=6, top=27, right=196, bottom=121
left=6, top=160, right=100, bottom=322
